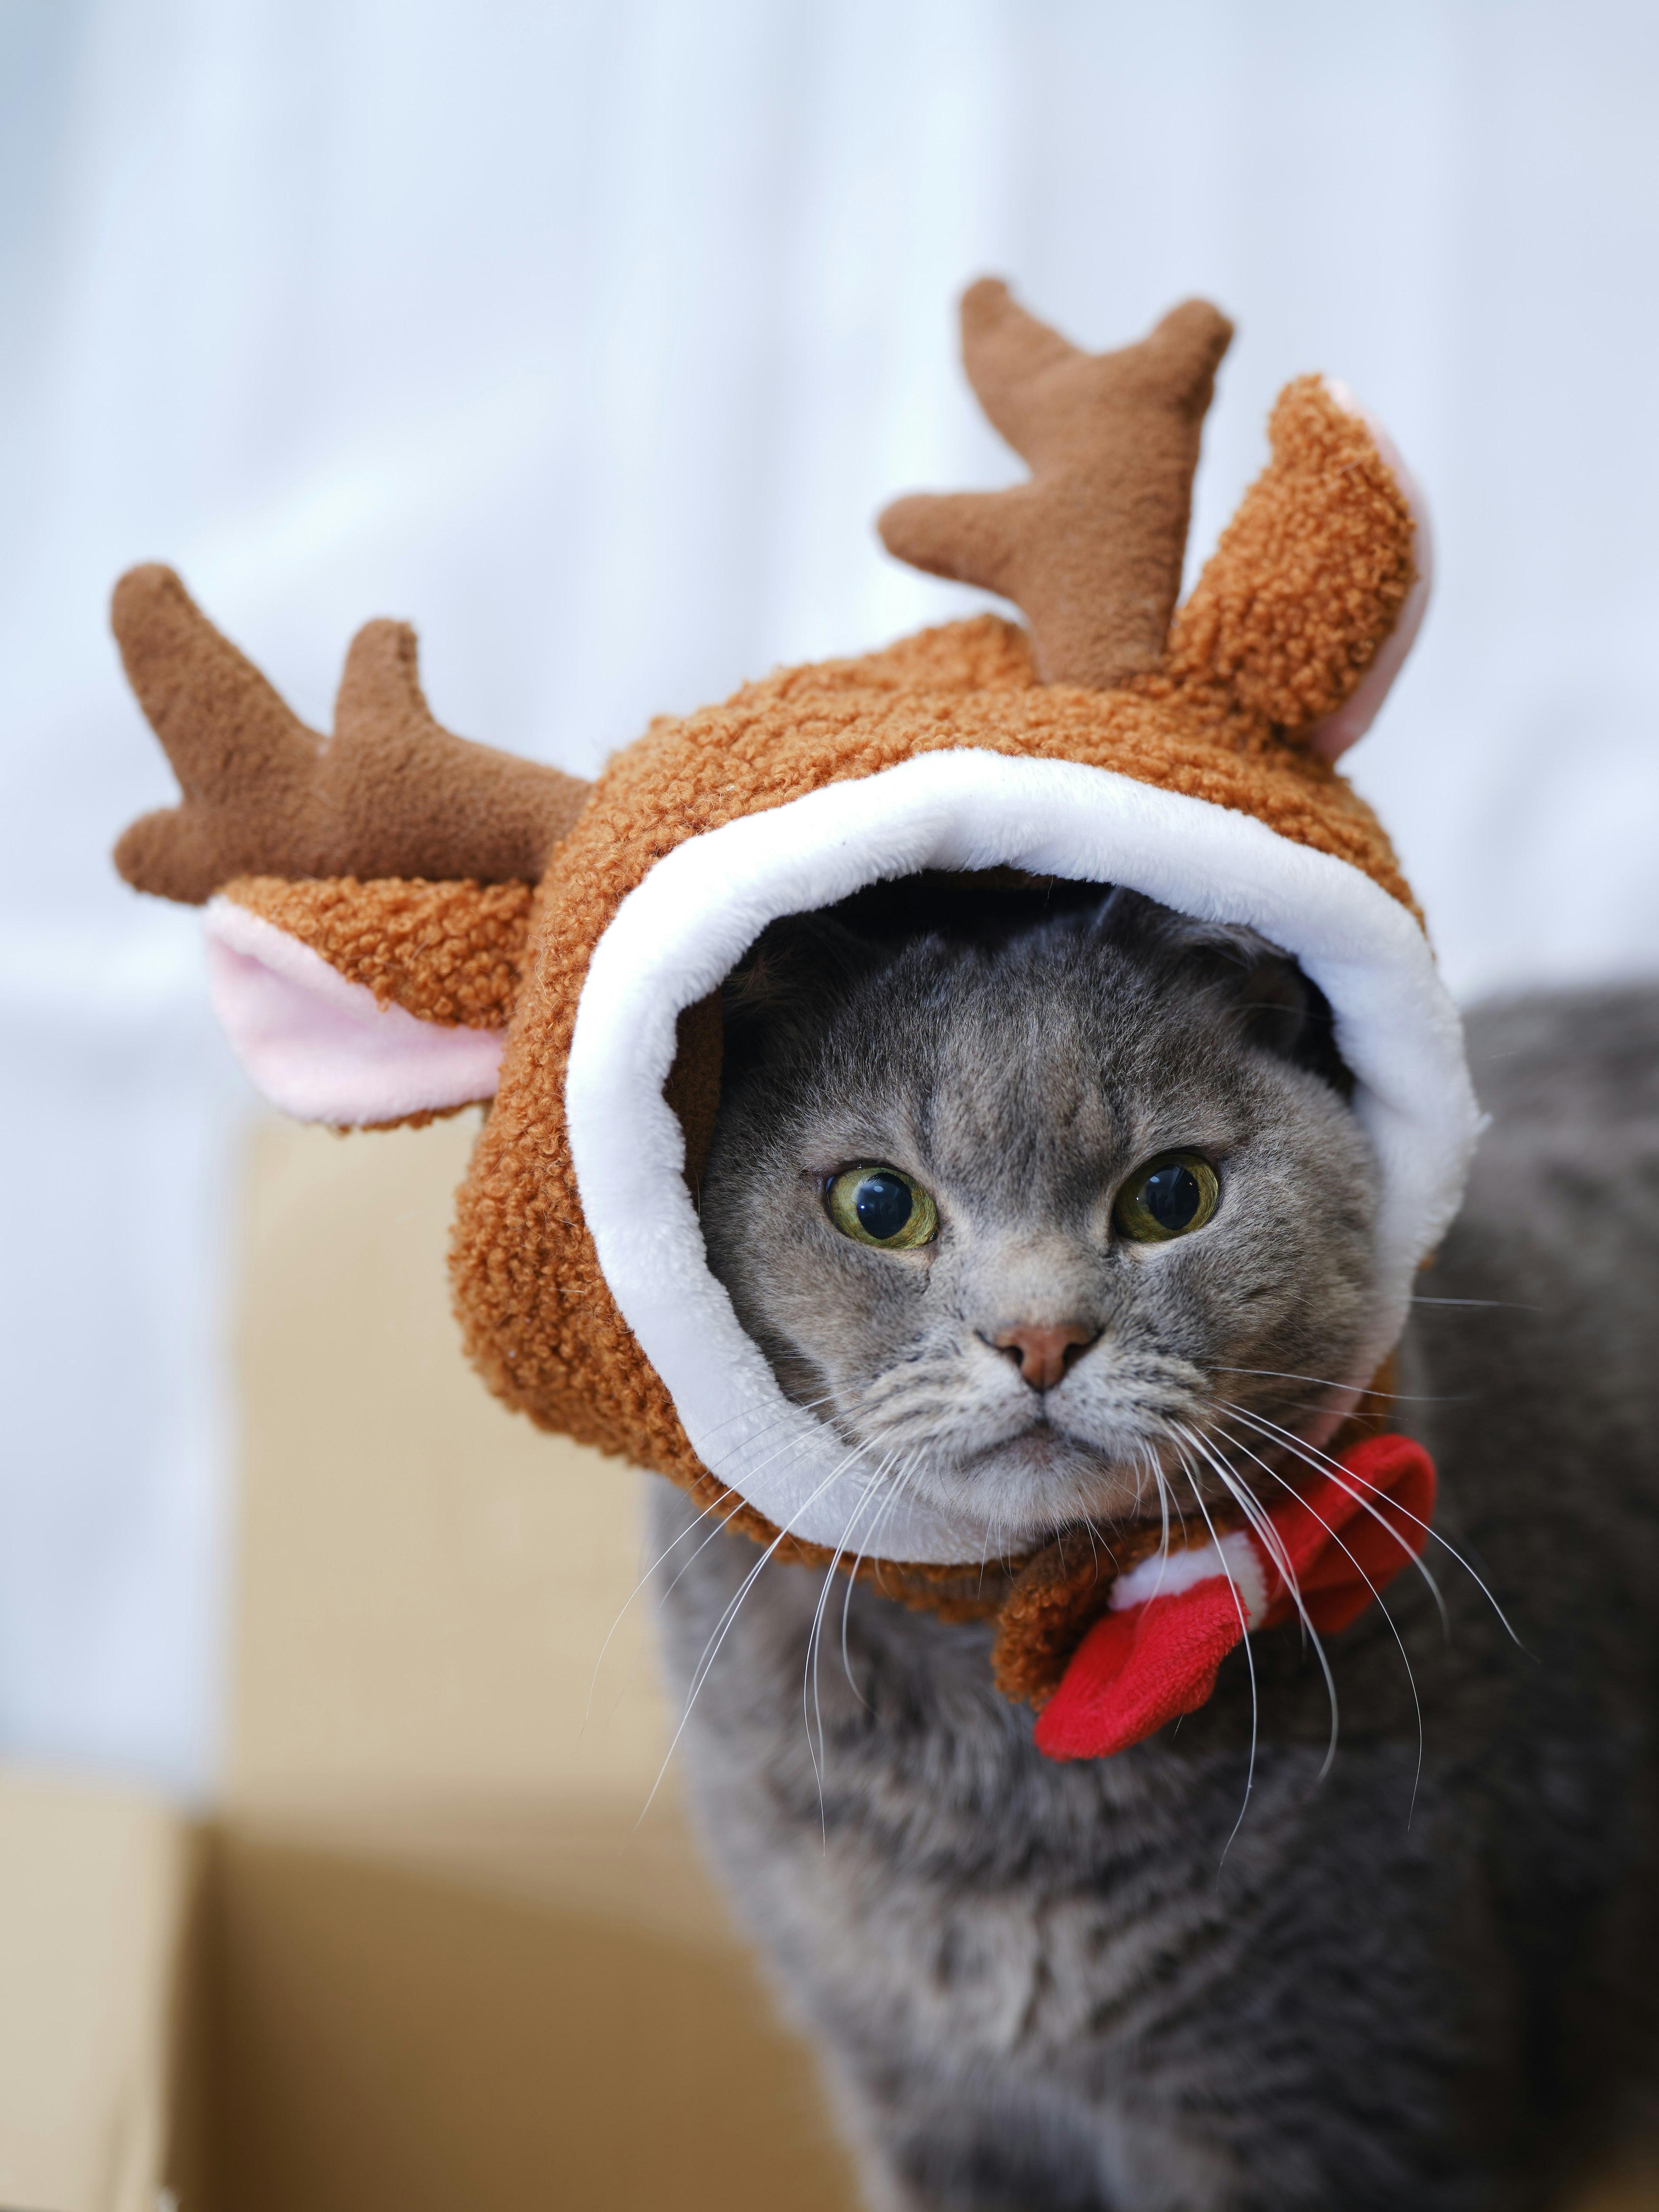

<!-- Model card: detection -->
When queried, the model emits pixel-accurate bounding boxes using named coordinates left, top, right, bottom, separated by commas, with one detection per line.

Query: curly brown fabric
left=112, top=309, right=1427, bottom=1609
left=223, top=874, right=534, bottom=1027
left=990, top=1507, right=1249, bottom=1710
left=448, top=613, right=1415, bottom=1556
left=1160, top=377, right=1417, bottom=742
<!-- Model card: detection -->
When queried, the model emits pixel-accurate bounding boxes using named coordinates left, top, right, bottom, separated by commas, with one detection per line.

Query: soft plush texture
left=556, top=745, right=1471, bottom=1561
left=203, top=897, right=506, bottom=1125
left=878, top=282, right=1234, bottom=690
left=1156, top=377, right=1420, bottom=747
left=110, top=280, right=1471, bottom=1684
left=222, top=874, right=532, bottom=1028
left=113, top=572, right=588, bottom=903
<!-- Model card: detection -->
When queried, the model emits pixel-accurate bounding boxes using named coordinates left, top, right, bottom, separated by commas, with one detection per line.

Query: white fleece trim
left=1109, top=1529, right=1269, bottom=1629
left=203, top=896, right=504, bottom=1124
left=566, top=750, right=1478, bottom=1564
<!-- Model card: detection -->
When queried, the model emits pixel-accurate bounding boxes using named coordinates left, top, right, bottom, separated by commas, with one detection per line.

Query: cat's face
left=699, top=888, right=1380, bottom=1551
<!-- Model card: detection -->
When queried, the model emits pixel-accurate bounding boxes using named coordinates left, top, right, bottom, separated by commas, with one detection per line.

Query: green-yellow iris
left=1113, top=1152, right=1220, bottom=1244
left=826, top=1166, right=939, bottom=1251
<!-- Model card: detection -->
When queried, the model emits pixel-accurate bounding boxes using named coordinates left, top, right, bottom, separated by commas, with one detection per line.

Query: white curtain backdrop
left=3, top=0, right=1657, bottom=1790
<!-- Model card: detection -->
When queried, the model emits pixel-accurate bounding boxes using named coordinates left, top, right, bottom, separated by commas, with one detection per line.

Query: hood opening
left=570, top=750, right=1478, bottom=1564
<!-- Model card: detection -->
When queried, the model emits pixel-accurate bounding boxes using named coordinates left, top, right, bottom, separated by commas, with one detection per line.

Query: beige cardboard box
left=2, top=1115, right=1654, bottom=2212
left=0, top=1116, right=859, bottom=2211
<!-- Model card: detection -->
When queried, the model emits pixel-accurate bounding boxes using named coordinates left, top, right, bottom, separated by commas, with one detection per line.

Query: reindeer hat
left=112, top=284, right=1478, bottom=1586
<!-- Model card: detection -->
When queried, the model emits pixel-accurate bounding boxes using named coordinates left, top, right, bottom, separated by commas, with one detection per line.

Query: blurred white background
left=2, top=0, right=1656, bottom=1792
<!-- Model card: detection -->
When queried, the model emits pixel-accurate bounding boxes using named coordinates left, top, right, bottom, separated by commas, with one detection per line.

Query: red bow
left=1033, top=1433, right=1436, bottom=1762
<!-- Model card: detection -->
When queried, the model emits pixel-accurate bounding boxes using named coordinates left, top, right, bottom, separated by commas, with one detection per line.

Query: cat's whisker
left=591, top=1425, right=866, bottom=1732
left=1201, top=1417, right=1428, bottom=1815
left=1214, top=1405, right=1452, bottom=1640
left=1173, top=1424, right=1293, bottom=1590
left=845, top=1442, right=938, bottom=1699
left=698, top=1391, right=850, bottom=1475
left=833, top=1445, right=946, bottom=1703
left=1071, top=1514, right=1101, bottom=1578
left=1172, top=1420, right=1343, bottom=1781
left=1217, top=1400, right=1521, bottom=1649
left=1224, top=1410, right=1455, bottom=1647
left=1110, top=1448, right=1179, bottom=1606
left=653, top=1405, right=871, bottom=1619
left=582, top=1477, right=747, bottom=1736
left=686, top=1387, right=840, bottom=1457
left=654, top=1486, right=778, bottom=1612
left=1207, top=1363, right=1449, bottom=1405
left=805, top=1516, right=864, bottom=1816
left=1172, top=1449, right=1260, bottom=1872
left=804, top=1456, right=901, bottom=1827
left=1147, top=1445, right=1177, bottom=1583
left=637, top=1448, right=878, bottom=1828
left=839, top=1449, right=925, bottom=1707
left=803, top=1532, right=848, bottom=1820
left=655, top=1402, right=861, bottom=1602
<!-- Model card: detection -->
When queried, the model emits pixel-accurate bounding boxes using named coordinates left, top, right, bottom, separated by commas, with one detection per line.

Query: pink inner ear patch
left=203, top=896, right=505, bottom=1125
left=1305, top=378, right=1434, bottom=763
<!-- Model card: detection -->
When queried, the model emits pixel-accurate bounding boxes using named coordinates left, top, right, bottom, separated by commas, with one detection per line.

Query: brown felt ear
left=224, top=880, right=728, bottom=1166
left=1161, top=377, right=1417, bottom=741
left=222, top=875, right=535, bottom=1028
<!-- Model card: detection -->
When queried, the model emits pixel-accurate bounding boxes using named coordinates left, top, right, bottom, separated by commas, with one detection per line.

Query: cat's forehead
left=834, top=919, right=1218, bottom=1082
left=811, top=937, right=1264, bottom=1177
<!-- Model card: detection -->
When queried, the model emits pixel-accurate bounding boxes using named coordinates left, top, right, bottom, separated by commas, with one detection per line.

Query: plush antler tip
left=111, top=810, right=196, bottom=903
left=885, top=285, right=1240, bottom=687
left=876, top=488, right=1030, bottom=598
left=337, top=616, right=429, bottom=727
left=351, top=614, right=418, bottom=652
left=960, top=274, right=1012, bottom=322
left=1142, top=299, right=1235, bottom=405
left=343, top=616, right=421, bottom=677
left=109, top=815, right=153, bottom=891
left=1157, top=296, right=1235, bottom=345
left=111, top=561, right=190, bottom=638
left=874, top=492, right=932, bottom=560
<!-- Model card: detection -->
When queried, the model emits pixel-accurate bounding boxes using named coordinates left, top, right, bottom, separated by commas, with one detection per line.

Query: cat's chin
left=913, top=1421, right=1170, bottom=1543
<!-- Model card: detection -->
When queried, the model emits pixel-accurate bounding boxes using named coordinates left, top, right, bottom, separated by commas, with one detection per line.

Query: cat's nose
left=989, top=1323, right=1096, bottom=1392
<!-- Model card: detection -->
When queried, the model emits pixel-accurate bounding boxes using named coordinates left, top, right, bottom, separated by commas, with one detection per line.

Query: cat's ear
left=1195, top=938, right=1348, bottom=1094
left=720, top=914, right=882, bottom=1071
left=1096, top=893, right=1350, bottom=1093
left=1231, top=948, right=1349, bottom=1092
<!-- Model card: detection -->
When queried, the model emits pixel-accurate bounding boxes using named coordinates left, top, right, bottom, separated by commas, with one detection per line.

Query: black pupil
left=1142, top=1162, right=1202, bottom=1233
left=855, top=1173, right=913, bottom=1241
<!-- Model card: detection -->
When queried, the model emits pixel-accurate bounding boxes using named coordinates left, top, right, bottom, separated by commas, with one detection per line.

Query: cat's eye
left=826, top=1166, right=939, bottom=1251
left=1113, top=1151, right=1220, bottom=1244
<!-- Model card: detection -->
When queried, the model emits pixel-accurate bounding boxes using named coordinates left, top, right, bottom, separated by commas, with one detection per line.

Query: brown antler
left=111, top=564, right=591, bottom=904
left=879, top=281, right=1233, bottom=691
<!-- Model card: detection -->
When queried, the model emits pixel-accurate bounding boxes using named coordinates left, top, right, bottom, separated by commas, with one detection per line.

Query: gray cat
left=655, top=881, right=1659, bottom=2211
